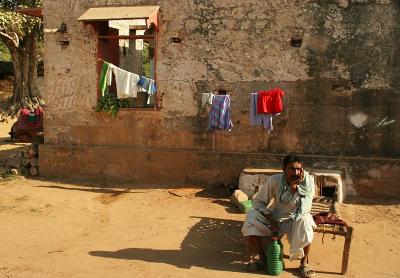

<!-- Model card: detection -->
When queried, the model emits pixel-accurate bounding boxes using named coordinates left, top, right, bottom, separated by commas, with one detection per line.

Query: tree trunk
left=6, top=33, right=40, bottom=115
left=28, top=35, right=38, bottom=98
left=10, top=47, right=22, bottom=112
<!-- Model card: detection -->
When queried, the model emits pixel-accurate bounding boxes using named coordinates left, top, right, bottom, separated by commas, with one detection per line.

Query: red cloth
left=16, top=107, right=43, bottom=131
left=313, top=212, right=348, bottom=227
left=257, top=88, right=285, bottom=114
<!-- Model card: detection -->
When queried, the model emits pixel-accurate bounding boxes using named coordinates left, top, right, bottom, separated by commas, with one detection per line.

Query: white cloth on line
left=112, top=67, right=140, bottom=99
left=105, top=63, right=114, bottom=87
left=201, top=93, right=215, bottom=107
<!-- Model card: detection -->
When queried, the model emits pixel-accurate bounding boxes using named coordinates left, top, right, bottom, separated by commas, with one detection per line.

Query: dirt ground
left=0, top=120, right=399, bottom=278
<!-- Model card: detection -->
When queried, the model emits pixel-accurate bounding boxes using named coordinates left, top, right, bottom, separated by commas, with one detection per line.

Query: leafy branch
left=96, top=91, right=129, bottom=118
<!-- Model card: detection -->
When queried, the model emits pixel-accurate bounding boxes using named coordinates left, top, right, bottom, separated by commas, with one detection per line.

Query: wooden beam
left=341, top=226, right=353, bottom=275
left=98, top=35, right=155, bottom=40
left=15, top=8, right=43, bottom=18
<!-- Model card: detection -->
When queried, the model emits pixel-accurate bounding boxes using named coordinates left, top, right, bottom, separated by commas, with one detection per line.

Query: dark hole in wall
left=291, top=38, right=302, bottom=47
left=60, top=40, right=70, bottom=49
left=170, top=37, right=182, bottom=43
left=321, top=186, right=336, bottom=198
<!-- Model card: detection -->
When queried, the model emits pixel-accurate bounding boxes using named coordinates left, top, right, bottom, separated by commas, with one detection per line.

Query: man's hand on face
left=284, top=161, right=305, bottom=190
left=288, top=168, right=304, bottom=188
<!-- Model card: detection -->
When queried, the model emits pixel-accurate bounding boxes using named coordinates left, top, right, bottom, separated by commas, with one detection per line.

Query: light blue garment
left=278, top=172, right=314, bottom=221
left=249, top=93, right=276, bottom=133
left=138, top=76, right=157, bottom=104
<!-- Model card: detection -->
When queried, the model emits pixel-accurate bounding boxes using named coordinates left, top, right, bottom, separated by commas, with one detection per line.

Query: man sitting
left=242, top=154, right=316, bottom=277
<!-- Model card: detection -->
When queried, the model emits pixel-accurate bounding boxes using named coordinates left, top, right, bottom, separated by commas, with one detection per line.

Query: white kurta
left=242, top=174, right=316, bottom=260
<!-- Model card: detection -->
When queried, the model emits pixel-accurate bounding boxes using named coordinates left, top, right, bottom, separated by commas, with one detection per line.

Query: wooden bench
left=311, top=196, right=353, bottom=275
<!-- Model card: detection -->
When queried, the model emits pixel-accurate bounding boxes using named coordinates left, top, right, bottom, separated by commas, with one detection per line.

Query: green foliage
left=0, top=0, right=42, bottom=48
left=96, top=91, right=129, bottom=118
left=0, top=0, right=18, bottom=9
left=2, top=168, right=17, bottom=180
left=0, top=40, right=10, bottom=61
left=0, top=0, right=42, bottom=9
left=142, top=42, right=150, bottom=78
left=142, top=42, right=155, bottom=78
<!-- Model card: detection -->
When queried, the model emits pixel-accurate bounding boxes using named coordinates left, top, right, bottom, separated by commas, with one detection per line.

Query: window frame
left=95, top=21, right=158, bottom=110
left=78, top=6, right=160, bottom=110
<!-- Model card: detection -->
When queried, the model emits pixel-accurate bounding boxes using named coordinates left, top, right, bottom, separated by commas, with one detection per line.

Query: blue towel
left=138, top=76, right=157, bottom=104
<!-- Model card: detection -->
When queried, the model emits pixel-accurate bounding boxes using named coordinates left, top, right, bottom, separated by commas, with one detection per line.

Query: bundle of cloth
left=10, top=107, right=43, bottom=142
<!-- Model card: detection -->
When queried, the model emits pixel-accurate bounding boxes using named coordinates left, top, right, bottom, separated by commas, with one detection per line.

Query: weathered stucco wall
left=41, top=0, right=400, bottom=198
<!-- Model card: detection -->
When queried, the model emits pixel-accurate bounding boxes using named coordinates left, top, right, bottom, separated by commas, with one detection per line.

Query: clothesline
left=67, top=38, right=157, bottom=102
left=68, top=40, right=97, bottom=59
left=100, top=60, right=156, bottom=103
left=68, top=39, right=151, bottom=80
left=68, top=35, right=366, bottom=136
left=201, top=88, right=284, bottom=133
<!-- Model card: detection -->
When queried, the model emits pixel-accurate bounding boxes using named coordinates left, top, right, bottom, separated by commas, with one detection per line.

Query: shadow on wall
left=89, top=216, right=245, bottom=272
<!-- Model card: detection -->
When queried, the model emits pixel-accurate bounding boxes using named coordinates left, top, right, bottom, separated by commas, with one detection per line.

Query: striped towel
left=208, top=95, right=233, bottom=131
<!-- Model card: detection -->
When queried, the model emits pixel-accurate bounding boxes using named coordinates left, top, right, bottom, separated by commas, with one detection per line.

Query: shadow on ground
left=0, top=136, right=28, bottom=163
left=27, top=174, right=400, bottom=207
left=344, top=196, right=400, bottom=206
left=89, top=216, right=251, bottom=273
left=34, top=185, right=153, bottom=195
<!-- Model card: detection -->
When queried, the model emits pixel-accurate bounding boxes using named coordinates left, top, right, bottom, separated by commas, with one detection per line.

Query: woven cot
left=311, top=196, right=353, bottom=275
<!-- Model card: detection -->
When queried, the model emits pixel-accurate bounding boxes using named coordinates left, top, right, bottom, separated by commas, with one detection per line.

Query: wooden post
left=341, top=226, right=353, bottom=275
left=212, top=132, right=216, bottom=152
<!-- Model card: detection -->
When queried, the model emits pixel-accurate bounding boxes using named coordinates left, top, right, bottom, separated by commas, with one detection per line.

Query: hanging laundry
left=249, top=93, right=277, bottom=133
left=257, top=87, right=285, bottom=114
left=201, top=93, right=215, bottom=107
left=99, top=61, right=110, bottom=96
left=201, top=93, right=215, bottom=112
left=112, top=66, right=140, bottom=99
left=208, top=95, right=233, bottom=131
left=138, top=76, right=157, bottom=104
left=105, top=63, right=114, bottom=87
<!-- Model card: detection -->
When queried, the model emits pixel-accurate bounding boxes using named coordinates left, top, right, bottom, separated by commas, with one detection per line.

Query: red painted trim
left=95, top=22, right=101, bottom=100
left=15, top=8, right=43, bottom=18
left=148, top=8, right=159, bottom=31
left=154, top=14, right=159, bottom=110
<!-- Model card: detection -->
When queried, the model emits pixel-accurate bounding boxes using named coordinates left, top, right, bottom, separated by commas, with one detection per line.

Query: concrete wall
left=41, top=0, right=400, bottom=199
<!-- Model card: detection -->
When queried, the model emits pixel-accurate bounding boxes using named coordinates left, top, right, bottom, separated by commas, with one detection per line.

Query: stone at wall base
left=238, top=169, right=282, bottom=199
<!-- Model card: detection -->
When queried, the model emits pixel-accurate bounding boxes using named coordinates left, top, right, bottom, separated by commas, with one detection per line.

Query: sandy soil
left=0, top=118, right=29, bottom=164
left=0, top=121, right=399, bottom=278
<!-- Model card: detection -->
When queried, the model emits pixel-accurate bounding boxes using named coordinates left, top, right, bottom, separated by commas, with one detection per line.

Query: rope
left=332, top=225, right=337, bottom=241
left=68, top=40, right=96, bottom=58
left=58, top=32, right=108, bottom=64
